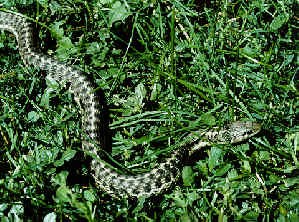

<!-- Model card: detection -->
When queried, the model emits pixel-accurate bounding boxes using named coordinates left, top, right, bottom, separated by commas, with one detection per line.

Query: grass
left=0, top=0, right=298, bottom=221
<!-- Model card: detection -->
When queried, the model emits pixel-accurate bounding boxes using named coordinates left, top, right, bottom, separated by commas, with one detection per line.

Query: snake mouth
left=247, top=122, right=262, bottom=138
left=252, top=122, right=262, bottom=134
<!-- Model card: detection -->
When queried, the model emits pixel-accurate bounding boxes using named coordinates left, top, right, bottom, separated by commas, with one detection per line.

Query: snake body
left=0, top=11, right=261, bottom=198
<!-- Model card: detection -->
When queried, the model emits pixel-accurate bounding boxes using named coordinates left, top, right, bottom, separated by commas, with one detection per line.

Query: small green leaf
left=196, top=161, right=208, bottom=176
left=50, top=21, right=65, bottom=39
left=269, top=174, right=281, bottom=184
left=180, top=214, right=192, bottom=222
left=227, top=169, right=238, bottom=180
left=83, top=190, right=96, bottom=202
left=0, top=204, right=8, bottom=212
left=186, top=191, right=199, bottom=203
left=174, top=196, right=186, bottom=208
left=54, top=159, right=64, bottom=167
left=45, top=77, right=60, bottom=89
left=56, top=37, right=77, bottom=60
left=108, top=1, right=131, bottom=27
left=9, top=204, right=23, bottom=217
left=132, top=196, right=145, bottom=214
left=283, top=177, right=299, bottom=188
left=86, top=42, right=109, bottom=67
left=56, top=186, right=72, bottom=203
left=135, top=83, right=147, bottom=105
left=208, top=147, right=223, bottom=171
left=270, top=13, right=289, bottom=31
left=61, top=149, right=76, bottom=162
left=52, top=171, right=69, bottom=186
left=54, top=149, right=76, bottom=167
left=37, top=0, right=49, bottom=8
left=214, top=163, right=231, bottom=177
left=259, top=151, right=271, bottom=161
left=242, top=160, right=251, bottom=173
left=27, top=111, right=39, bottom=122
left=123, top=83, right=147, bottom=114
left=182, top=166, right=194, bottom=186
left=241, top=46, right=258, bottom=56
left=40, top=89, right=51, bottom=108
left=150, top=83, right=162, bottom=100
left=200, top=113, right=216, bottom=126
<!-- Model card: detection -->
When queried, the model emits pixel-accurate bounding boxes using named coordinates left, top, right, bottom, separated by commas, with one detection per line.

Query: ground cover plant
left=0, top=0, right=298, bottom=221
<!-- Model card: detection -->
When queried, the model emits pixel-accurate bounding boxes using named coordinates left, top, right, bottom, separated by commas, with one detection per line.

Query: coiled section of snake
left=0, top=11, right=261, bottom=198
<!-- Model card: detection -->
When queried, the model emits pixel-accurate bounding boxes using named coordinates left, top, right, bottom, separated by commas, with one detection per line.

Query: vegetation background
left=0, top=0, right=298, bottom=221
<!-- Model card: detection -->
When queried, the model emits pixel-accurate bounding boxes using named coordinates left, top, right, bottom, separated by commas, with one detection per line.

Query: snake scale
left=0, top=11, right=261, bottom=198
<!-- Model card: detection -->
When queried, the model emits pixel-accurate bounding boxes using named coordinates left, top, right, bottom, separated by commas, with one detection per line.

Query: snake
left=0, top=10, right=261, bottom=199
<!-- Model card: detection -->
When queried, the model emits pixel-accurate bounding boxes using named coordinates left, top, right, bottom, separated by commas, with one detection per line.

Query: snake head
left=226, top=121, right=261, bottom=143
